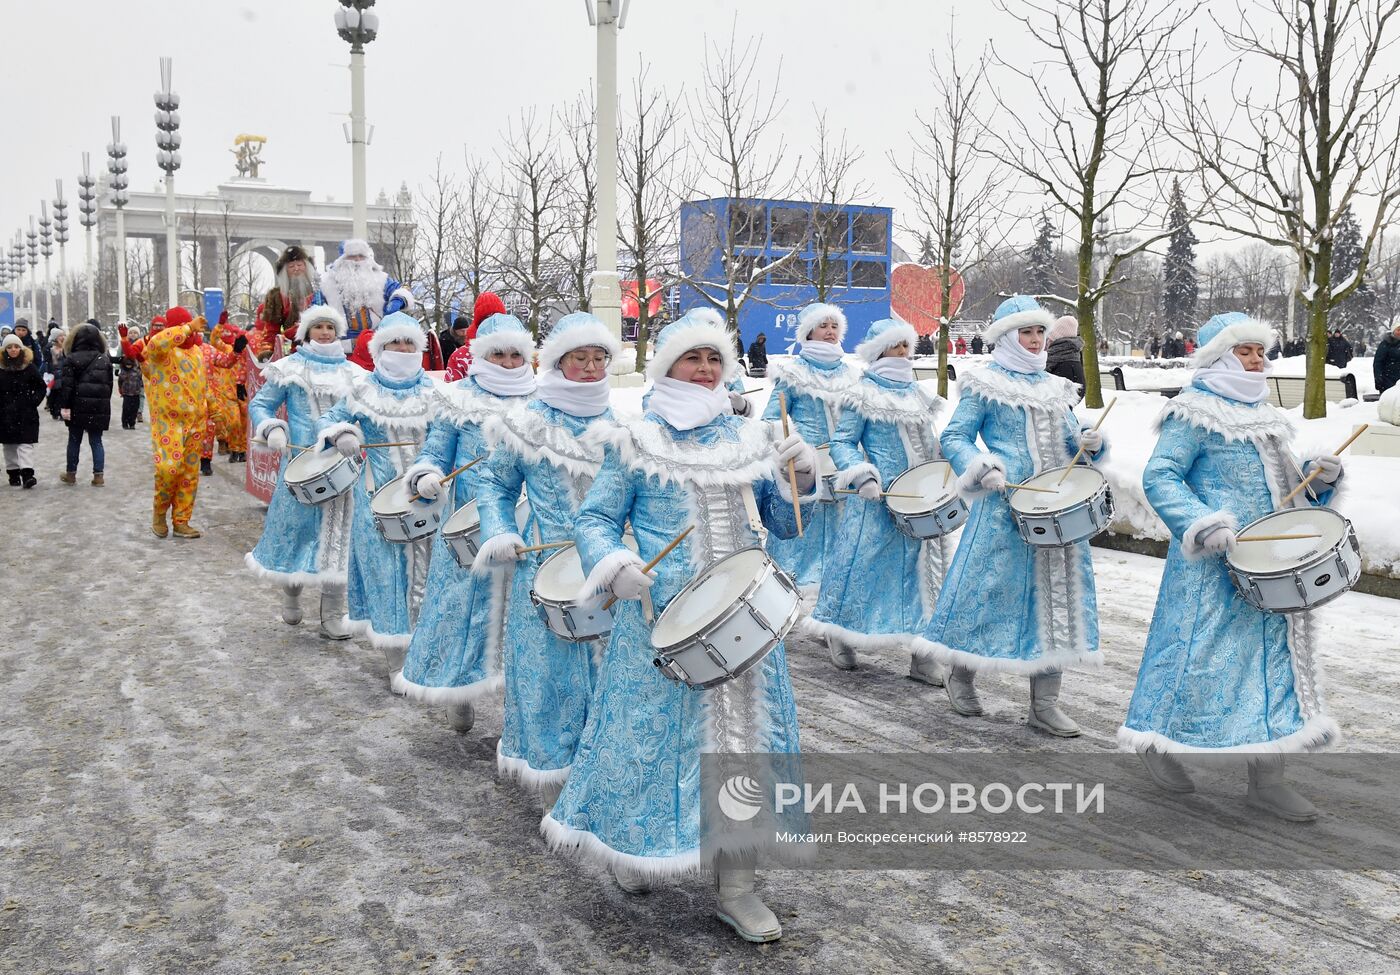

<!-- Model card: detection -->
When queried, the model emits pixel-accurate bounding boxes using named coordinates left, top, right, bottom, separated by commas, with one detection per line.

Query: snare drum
left=441, top=496, right=533, bottom=570
left=885, top=460, right=968, bottom=539
left=816, top=445, right=839, bottom=502
left=370, top=475, right=445, bottom=543
left=1009, top=465, right=1115, bottom=547
left=1226, top=507, right=1361, bottom=613
left=650, top=548, right=801, bottom=689
left=283, top=447, right=361, bottom=505
left=530, top=534, right=640, bottom=642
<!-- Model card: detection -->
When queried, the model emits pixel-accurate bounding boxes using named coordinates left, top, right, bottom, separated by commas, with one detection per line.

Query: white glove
left=333, top=430, right=362, bottom=459
left=611, top=563, right=657, bottom=601
left=774, top=432, right=817, bottom=493
left=729, top=391, right=752, bottom=416
left=981, top=468, right=1007, bottom=492
left=1199, top=524, right=1237, bottom=555
left=857, top=477, right=883, bottom=501
left=482, top=532, right=526, bottom=568
left=264, top=427, right=289, bottom=454
left=1078, top=428, right=1105, bottom=453
left=1310, top=453, right=1342, bottom=484
left=413, top=471, right=443, bottom=500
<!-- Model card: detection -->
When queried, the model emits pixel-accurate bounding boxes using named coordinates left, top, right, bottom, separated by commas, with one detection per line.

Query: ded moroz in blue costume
left=542, top=310, right=821, bottom=944
left=1120, top=312, right=1344, bottom=822
left=760, top=302, right=858, bottom=592
left=245, top=305, right=361, bottom=637
left=912, top=296, right=1108, bottom=737
left=316, top=312, right=438, bottom=677
left=470, top=313, right=622, bottom=808
left=807, top=316, right=953, bottom=684
left=391, top=314, right=539, bottom=730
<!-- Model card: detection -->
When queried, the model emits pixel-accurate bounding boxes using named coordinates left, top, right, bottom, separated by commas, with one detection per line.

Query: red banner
left=890, top=264, right=965, bottom=336
left=243, top=337, right=284, bottom=504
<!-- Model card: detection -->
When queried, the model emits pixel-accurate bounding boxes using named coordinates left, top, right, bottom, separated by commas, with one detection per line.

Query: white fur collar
left=960, top=365, right=1079, bottom=412
left=1155, top=387, right=1295, bottom=445
left=770, top=356, right=857, bottom=404
left=483, top=403, right=612, bottom=480
left=433, top=381, right=520, bottom=428
left=262, top=353, right=357, bottom=399
left=346, top=372, right=436, bottom=433
left=585, top=415, right=778, bottom=488
left=840, top=376, right=944, bottom=429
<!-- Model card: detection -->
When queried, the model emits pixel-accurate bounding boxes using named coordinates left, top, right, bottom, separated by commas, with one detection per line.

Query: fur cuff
left=254, top=417, right=289, bottom=442
left=834, top=462, right=880, bottom=493
left=402, top=460, right=445, bottom=495
left=576, top=548, right=645, bottom=604
left=389, top=286, right=416, bottom=310
left=1181, top=510, right=1237, bottom=560
left=471, top=532, right=526, bottom=577
left=318, top=421, right=361, bottom=450
left=957, top=453, right=1005, bottom=500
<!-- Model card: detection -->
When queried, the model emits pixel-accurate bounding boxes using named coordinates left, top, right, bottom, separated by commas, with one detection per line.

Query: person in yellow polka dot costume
left=142, top=306, right=209, bottom=538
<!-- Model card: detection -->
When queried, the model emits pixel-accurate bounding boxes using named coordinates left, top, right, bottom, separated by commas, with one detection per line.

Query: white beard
left=278, top=267, right=320, bottom=308
left=320, top=258, right=387, bottom=321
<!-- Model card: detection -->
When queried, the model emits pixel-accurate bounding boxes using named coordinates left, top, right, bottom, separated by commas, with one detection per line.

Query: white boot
left=714, top=853, right=782, bottom=943
left=944, top=665, right=984, bottom=716
left=382, top=645, right=408, bottom=689
left=1246, top=754, right=1318, bottom=822
left=827, top=635, right=857, bottom=671
left=908, top=652, right=946, bottom=687
left=317, top=585, right=351, bottom=640
left=445, top=703, right=475, bottom=734
left=539, top=779, right=564, bottom=814
left=280, top=583, right=304, bottom=626
left=1027, top=671, right=1080, bottom=737
left=1138, top=747, right=1195, bottom=794
left=613, top=862, right=652, bottom=895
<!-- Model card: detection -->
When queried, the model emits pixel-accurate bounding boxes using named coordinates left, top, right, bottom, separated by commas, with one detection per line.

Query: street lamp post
left=154, top=57, right=182, bottom=307
left=39, top=203, right=54, bottom=327
left=53, top=182, right=70, bottom=328
left=26, top=220, right=39, bottom=324
left=78, top=154, right=100, bottom=320
left=107, top=117, right=130, bottom=323
left=334, top=1, right=379, bottom=241
left=585, top=0, right=630, bottom=367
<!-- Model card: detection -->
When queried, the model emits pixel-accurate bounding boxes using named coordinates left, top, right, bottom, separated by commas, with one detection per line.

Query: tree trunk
left=1077, top=225, right=1103, bottom=409
left=634, top=257, right=651, bottom=374
left=937, top=264, right=951, bottom=399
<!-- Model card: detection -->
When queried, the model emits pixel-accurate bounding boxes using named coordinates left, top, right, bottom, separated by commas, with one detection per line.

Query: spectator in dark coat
left=118, top=334, right=145, bottom=430
left=1325, top=329, right=1353, bottom=368
left=746, top=332, right=769, bottom=377
left=438, top=314, right=470, bottom=359
left=1149, top=333, right=1162, bottom=358
left=54, top=323, right=113, bottom=486
left=970, top=335, right=984, bottom=355
left=915, top=333, right=936, bottom=356
left=1045, top=315, right=1086, bottom=396
left=1374, top=321, right=1400, bottom=394
left=11, top=320, right=45, bottom=377
left=1, top=335, right=46, bottom=488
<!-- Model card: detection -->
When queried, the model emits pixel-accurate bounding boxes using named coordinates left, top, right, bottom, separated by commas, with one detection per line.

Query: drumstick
left=408, top=456, right=485, bottom=503
left=603, top=525, right=693, bottom=610
left=1277, top=424, right=1369, bottom=506
left=515, top=540, right=574, bottom=555
left=1058, top=397, right=1118, bottom=485
left=778, top=392, right=805, bottom=538
left=943, top=464, right=952, bottom=487
left=252, top=438, right=314, bottom=453
left=1237, top=533, right=1323, bottom=542
left=742, top=387, right=764, bottom=395
left=1005, top=482, right=1057, bottom=494
left=833, top=488, right=922, bottom=499
left=361, top=440, right=417, bottom=449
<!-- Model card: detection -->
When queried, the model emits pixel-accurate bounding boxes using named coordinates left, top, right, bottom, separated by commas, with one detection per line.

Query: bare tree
left=216, top=199, right=242, bottom=301
left=618, top=61, right=693, bottom=372
left=793, top=112, right=872, bottom=305
left=1229, top=243, right=1291, bottom=321
left=1176, top=0, right=1400, bottom=416
left=496, top=109, right=571, bottom=339
left=458, top=153, right=499, bottom=312
left=183, top=202, right=205, bottom=310
left=414, top=155, right=464, bottom=329
left=555, top=91, right=598, bottom=314
left=986, top=0, right=1195, bottom=406
left=374, top=183, right=423, bottom=292
left=1374, top=230, right=1400, bottom=331
left=892, top=33, right=1011, bottom=395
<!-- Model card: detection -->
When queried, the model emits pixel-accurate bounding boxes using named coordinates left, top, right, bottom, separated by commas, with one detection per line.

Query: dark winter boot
left=21, top=468, right=37, bottom=489
left=59, top=471, right=76, bottom=485
left=200, top=458, right=213, bottom=476
left=6, top=469, right=19, bottom=487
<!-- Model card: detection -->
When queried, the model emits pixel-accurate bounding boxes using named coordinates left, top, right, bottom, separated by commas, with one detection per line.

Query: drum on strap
left=441, top=496, right=532, bottom=570
left=283, top=447, right=361, bottom=505
left=816, top=445, right=839, bottom=502
left=370, top=474, right=445, bottom=543
left=531, top=533, right=640, bottom=642
left=650, top=547, right=801, bottom=689
left=885, top=460, right=968, bottom=539
left=1226, top=507, right=1361, bottom=613
left=1009, top=465, right=1115, bottom=547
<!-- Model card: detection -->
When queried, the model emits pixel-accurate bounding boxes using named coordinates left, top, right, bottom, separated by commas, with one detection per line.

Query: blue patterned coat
left=542, top=412, right=816, bottom=878
left=317, top=370, right=437, bottom=652
left=391, top=378, right=528, bottom=705
left=760, top=352, right=857, bottom=589
left=809, top=371, right=951, bottom=651
left=245, top=348, right=359, bottom=586
left=473, top=400, right=615, bottom=790
left=1119, top=387, right=1341, bottom=753
left=914, top=364, right=1104, bottom=674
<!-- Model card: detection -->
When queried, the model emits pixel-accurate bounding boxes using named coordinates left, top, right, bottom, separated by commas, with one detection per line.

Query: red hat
left=165, top=306, right=194, bottom=328
left=471, top=292, right=507, bottom=330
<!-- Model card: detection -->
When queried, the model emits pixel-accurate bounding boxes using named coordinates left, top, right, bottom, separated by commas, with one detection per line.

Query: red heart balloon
left=890, top=264, right=966, bottom=336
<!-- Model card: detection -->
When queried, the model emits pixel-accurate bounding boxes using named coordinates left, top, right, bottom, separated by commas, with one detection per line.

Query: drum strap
left=640, top=587, right=655, bottom=624
left=739, top=484, right=764, bottom=536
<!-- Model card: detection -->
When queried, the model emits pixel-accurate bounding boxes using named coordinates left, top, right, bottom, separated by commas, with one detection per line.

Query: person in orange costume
left=200, top=313, right=248, bottom=472
left=144, top=306, right=208, bottom=538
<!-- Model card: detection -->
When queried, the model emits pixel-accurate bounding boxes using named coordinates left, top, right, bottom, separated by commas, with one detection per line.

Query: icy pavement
left=4, top=418, right=1400, bottom=975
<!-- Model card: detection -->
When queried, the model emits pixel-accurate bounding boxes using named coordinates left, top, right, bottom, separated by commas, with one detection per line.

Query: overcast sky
left=2, top=0, right=1292, bottom=260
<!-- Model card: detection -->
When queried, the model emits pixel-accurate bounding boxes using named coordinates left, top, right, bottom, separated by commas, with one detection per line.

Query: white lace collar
left=840, top=375, right=944, bottom=429
left=959, top=364, right=1079, bottom=412
left=434, top=380, right=522, bottom=427
left=1156, top=387, right=1295, bottom=445
left=262, top=353, right=357, bottom=398
left=483, top=402, right=612, bottom=481
left=347, top=371, right=437, bottom=433
left=770, top=356, right=857, bottom=404
left=585, top=415, right=778, bottom=488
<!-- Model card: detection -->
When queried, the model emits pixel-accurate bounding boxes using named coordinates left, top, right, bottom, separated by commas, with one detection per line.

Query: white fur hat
left=469, top=313, right=535, bottom=361
left=854, top=317, right=919, bottom=363
left=538, top=311, right=622, bottom=371
left=983, top=295, right=1056, bottom=348
left=296, top=304, right=348, bottom=342
left=368, top=311, right=427, bottom=362
left=646, top=307, right=740, bottom=382
left=1191, top=312, right=1277, bottom=368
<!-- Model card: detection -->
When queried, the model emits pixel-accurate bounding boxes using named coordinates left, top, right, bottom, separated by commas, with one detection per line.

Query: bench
left=1099, top=366, right=1182, bottom=398
left=912, top=363, right=957, bottom=384
left=1266, top=374, right=1357, bottom=409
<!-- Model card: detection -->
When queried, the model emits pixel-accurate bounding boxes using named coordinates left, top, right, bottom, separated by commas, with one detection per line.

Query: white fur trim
left=805, top=617, right=920, bottom=653
left=834, top=462, right=879, bottom=493
left=540, top=812, right=702, bottom=881
left=433, top=380, right=521, bottom=426
left=368, top=319, right=427, bottom=362
left=402, top=461, right=445, bottom=496
left=260, top=354, right=357, bottom=405
left=982, top=307, right=1055, bottom=348
left=318, top=421, right=361, bottom=450
left=957, top=453, right=1005, bottom=500
left=538, top=320, right=622, bottom=371
left=854, top=321, right=919, bottom=363
left=482, top=405, right=610, bottom=481
left=254, top=417, right=289, bottom=443
left=497, top=742, right=571, bottom=790
left=584, top=416, right=777, bottom=489
left=1116, top=716, right=1340, bottom=755
left=243, top=551, right=347, bottom=588
left=1180, top=510, right=1238, bottom=560
left=1301, top=454, right=1347, bottom=505
left=797, top=303, right=847, bottom=343
left=960, top=365, right=1079, bottom=412
left=469, top=326, right=536, bottom=361
left=838, top=373, right=945, bottom=427
left=390, top=671, right=503, bottom=706
left=471, top=532, right=527, bottom=577
left=577, top=548, right=645, bottom=604
left=647, top=318, right=740, bottom=382
left=911, top=636, right=1104, bottom=676
left=345, top=373, right=437, bottom=434
left=773, top=451, right=823, bottom=505
left=768, top=356, right=856, bottom=406
left=296, top=304, right=348, bottom=342
left=1191, top=317, right=1278, bottom=368
left=1155, top=388, right=1294, bottom=446
left=359, top=620, right=412, bottom=652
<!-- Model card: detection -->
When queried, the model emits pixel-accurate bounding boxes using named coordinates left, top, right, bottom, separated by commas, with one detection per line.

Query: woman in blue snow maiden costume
left=1121, top=312, right=1344, bottom=822
left=392, top=314, right=538, bottom=732
left=245, top=305, right=360, bottom=638
left=760, top=302, right=857, bottom=592
left=543, top=311, right=820, bottom=943
left=470, top=312, right=621, bottom=811
left=807, top=316, right=953, bottom=687
left=912, top=296, right=1108, bottom=737
left=316, top=312, right=438, bottom=680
